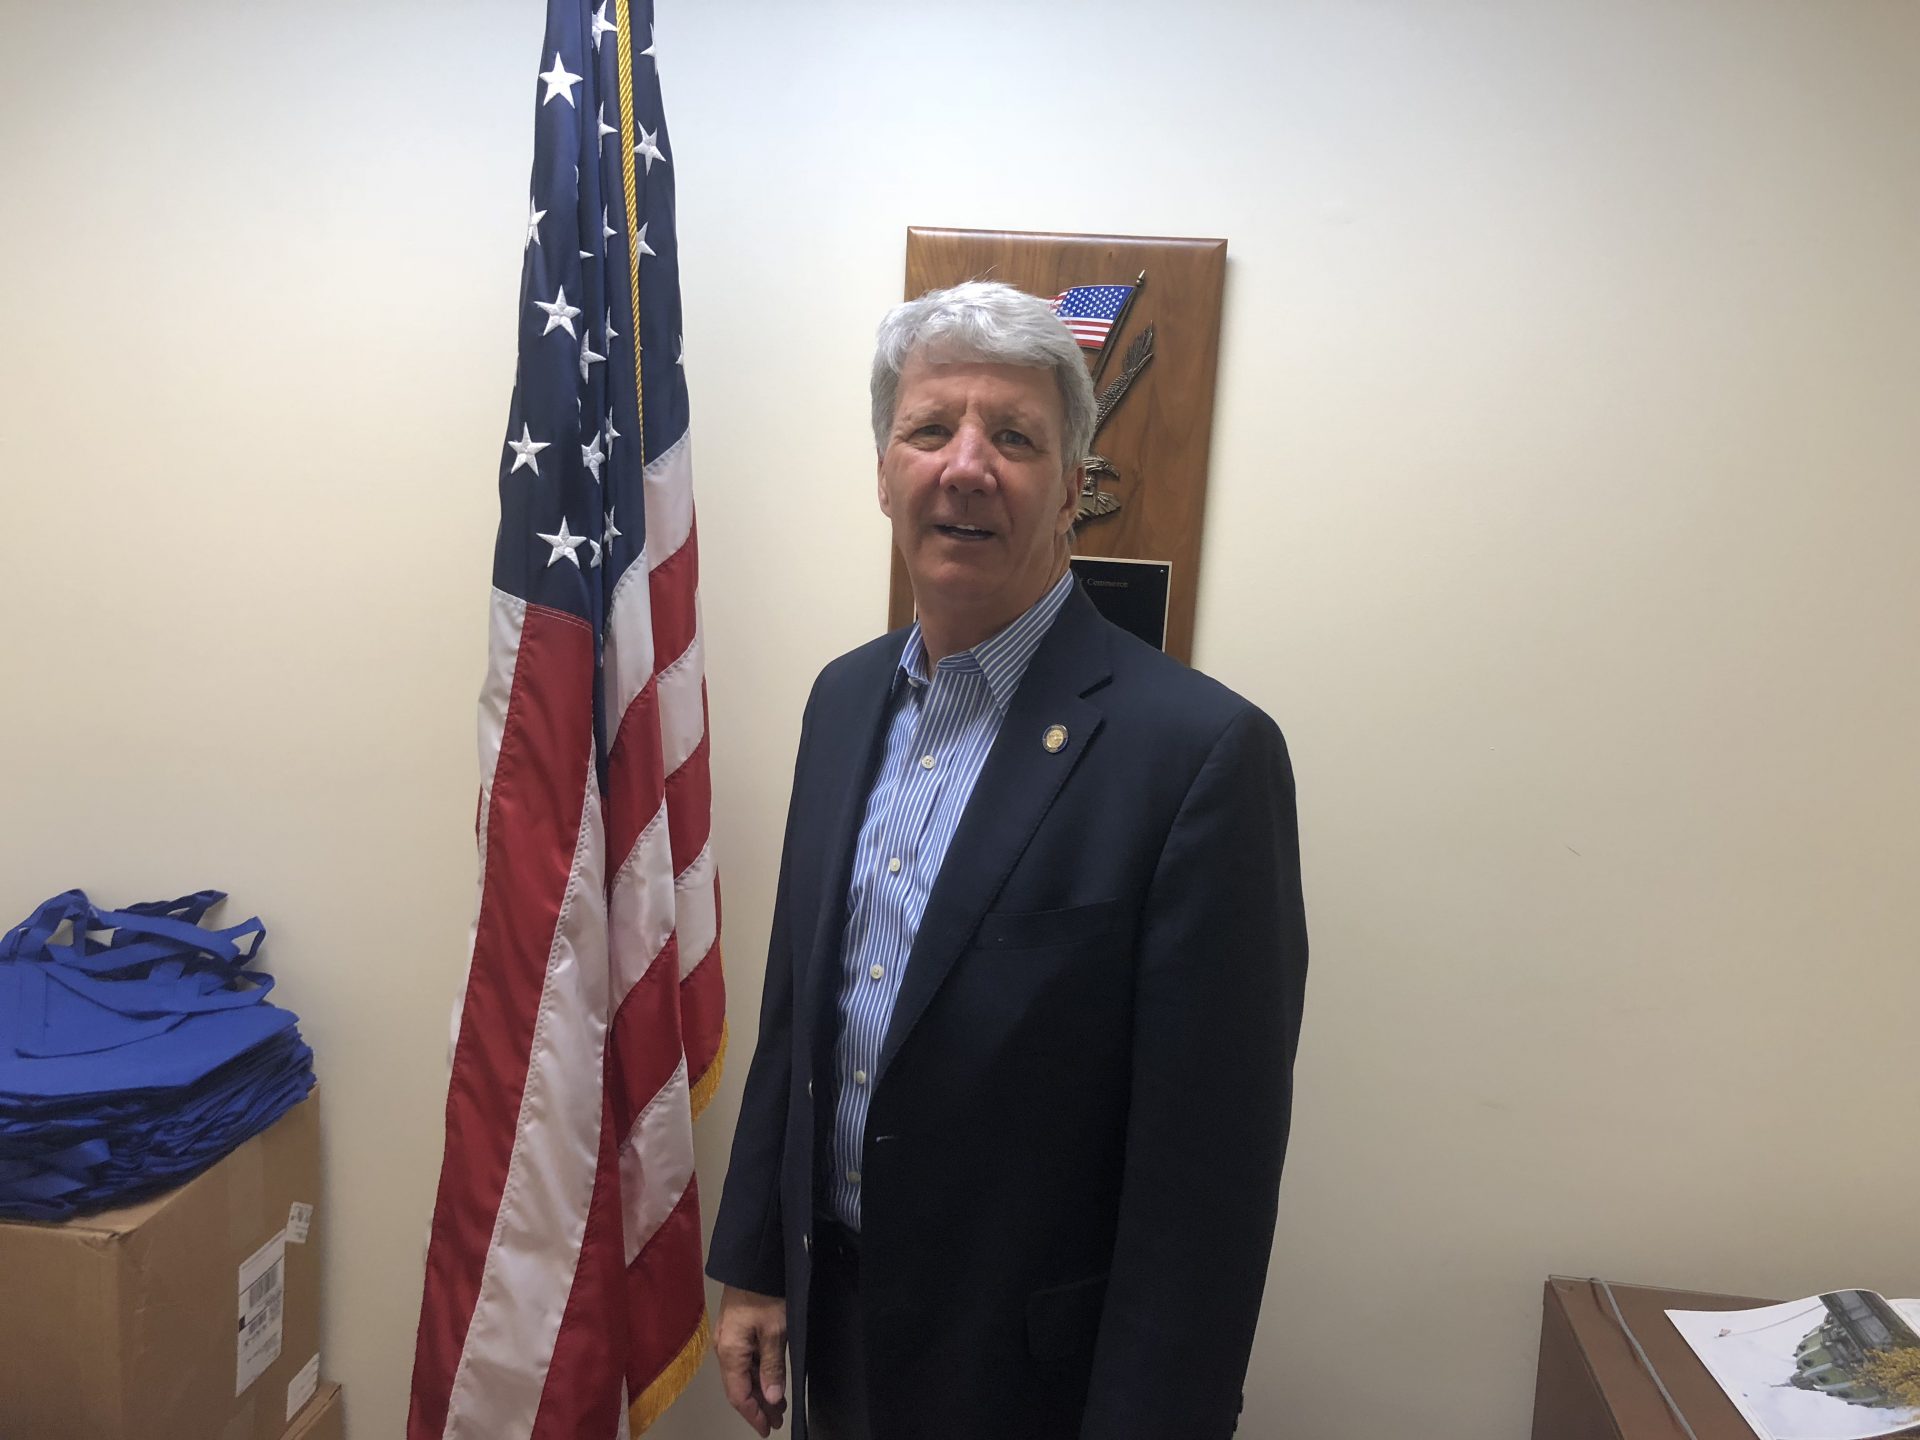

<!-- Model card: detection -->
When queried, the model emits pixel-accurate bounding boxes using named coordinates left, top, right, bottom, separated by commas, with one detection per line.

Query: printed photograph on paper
left=1669, top=1291, right=1920, bottom=1440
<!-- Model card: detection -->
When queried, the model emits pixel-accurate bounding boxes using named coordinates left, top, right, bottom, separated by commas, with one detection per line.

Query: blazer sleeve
left=1079, top=705, right=1309, bottom=1440
left=704, top=702, right=815, bottom=1297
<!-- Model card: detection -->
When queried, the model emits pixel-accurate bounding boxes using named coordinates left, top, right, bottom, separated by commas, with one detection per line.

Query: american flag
left=1048, top=283, right=1135, bottom=349
left=409, top=1, right=724, bottom=1436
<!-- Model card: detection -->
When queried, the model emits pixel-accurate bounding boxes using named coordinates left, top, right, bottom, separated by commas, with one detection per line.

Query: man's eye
left=912, top=425, right=949, bottom=441
left=998, top=430, right=1032, bottom=448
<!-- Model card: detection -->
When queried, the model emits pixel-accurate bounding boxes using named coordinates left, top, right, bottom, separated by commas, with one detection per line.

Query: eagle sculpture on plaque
left=1044, top=274, right=1155, bottom=525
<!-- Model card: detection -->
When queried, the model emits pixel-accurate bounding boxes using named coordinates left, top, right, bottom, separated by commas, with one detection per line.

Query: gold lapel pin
left=1043, top=724, right=1068, bottom=753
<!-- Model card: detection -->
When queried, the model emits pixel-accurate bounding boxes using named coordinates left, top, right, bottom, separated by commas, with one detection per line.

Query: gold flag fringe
left=629, top=1309, right=713, bottom=1434
left=689, top=1018, right=728, bottom=1119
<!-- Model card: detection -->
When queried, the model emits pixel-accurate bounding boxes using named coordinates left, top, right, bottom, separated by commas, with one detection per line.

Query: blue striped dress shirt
left=826, top=569, right=1077, bottom=1230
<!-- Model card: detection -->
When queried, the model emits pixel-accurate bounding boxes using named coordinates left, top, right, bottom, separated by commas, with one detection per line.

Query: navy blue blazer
left=707, top=582, right=1307, bottom=1440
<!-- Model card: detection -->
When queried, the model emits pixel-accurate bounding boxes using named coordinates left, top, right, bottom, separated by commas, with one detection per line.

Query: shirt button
left=919, top=754, right=935, bottom=770
left=869, top=964, right=885, bottom=981
left=847, top=1169, right=861, bottom=1185
left=853, top=1069, right=868, bottom=1086
left=887, top=857, right=902, bottom=874
left=803, top=1233, right=810, bottom=1252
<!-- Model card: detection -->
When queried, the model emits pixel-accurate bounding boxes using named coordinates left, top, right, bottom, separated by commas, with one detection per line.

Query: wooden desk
left=1531, top=1277, right=1777, bottom=1440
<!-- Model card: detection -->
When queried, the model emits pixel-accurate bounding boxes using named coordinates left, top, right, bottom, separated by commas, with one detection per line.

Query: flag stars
left=525, top=197, right=546, bottom=249
left=506, top=423, right=550, bottom=476
left=642, top=26, right=657, bottom=60
left=581, top=430, right=605, bottom=481
left=602, top=207, right=618, bottom=245
left=588, top=538, right=604, bottom=568
left=603, top=409, right=621, bottom=460
left=537, top=518, right=588, bottom=566
left=604, top=507, right=623, bottom=547
left=634, top=125, right=666, bottom=174
left=580, top=333, right=605, bottom=382
left=536, top=285, right=582, bottom=339
left=636, top=222, right=656, bottom=260
left=591, top=1, right=618, bottom=50
left=539, top=52, right=582, bottom=107
left=675, top=335, right=686, bottom=366
left=597, top=105, right=617, bottom=155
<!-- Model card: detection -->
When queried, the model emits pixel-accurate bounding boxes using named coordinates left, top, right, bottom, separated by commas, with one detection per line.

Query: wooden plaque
left=889, top=227, right=1228, bottom=665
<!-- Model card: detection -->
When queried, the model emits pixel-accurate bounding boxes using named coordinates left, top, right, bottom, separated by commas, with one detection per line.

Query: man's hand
left=716, top=1284, right=789, bottom=1435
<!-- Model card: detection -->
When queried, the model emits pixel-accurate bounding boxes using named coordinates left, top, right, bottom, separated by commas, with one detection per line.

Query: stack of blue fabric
left=0, top=890, right=315, bottom=1221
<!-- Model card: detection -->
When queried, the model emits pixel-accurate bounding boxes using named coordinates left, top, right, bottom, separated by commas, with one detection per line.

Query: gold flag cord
left=614, top=0, right=646, bottom=463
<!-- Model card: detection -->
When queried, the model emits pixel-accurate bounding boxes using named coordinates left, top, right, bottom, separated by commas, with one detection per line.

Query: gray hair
left=870, top=280, right=1097, bottom=469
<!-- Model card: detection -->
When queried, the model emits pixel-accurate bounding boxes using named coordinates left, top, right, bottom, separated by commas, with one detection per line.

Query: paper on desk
left=1668, top=1292, right=1920, bottom=1440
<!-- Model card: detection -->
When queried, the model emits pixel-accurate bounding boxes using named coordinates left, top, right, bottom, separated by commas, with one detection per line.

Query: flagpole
left=1090, top=270, right=1147, bottom=386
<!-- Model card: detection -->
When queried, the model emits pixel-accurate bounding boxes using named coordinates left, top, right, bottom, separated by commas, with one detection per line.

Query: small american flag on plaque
left=1048, top=283, right=1135, bottom=349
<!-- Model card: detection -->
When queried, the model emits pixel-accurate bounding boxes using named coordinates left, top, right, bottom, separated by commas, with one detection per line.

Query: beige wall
left=4, top=2, right=1916, bottom=1436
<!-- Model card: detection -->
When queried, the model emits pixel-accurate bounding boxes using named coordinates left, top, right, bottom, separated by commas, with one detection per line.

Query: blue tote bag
left=0, top=890, right=314, bottom=1219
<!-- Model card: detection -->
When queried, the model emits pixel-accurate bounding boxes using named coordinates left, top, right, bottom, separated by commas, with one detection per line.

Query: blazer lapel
left=876, top=586, right=1113, bottom=1083
left=796, top=639, right=905, bottom=1074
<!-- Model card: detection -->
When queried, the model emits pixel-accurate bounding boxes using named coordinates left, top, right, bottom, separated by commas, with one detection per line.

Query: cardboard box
left=0, top=1094, right=322, bottom=1440
left=284, top=1382, right=343, bottom=1440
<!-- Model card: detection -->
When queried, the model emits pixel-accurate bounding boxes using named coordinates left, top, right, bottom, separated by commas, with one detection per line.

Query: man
left=707, top=281, right=1307, bottom=1440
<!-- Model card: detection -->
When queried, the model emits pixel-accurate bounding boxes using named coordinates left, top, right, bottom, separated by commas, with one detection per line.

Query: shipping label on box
left=237, top=1229, right=288, bottom=1394
left=287, top=1352, right=322, bottom=1421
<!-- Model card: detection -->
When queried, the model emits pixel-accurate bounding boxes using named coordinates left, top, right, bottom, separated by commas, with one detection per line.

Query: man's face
left=878, top=350, right=1080, bottom=634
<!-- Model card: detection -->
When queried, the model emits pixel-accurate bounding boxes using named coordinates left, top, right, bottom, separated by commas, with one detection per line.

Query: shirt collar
left=896, top=569, right=1077, bottom=715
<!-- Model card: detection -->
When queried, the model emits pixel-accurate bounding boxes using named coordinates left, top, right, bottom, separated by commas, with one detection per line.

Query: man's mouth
left=934, top=523, right=995, bottom=541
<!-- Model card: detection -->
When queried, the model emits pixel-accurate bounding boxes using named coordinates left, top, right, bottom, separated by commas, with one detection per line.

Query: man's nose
left=940, top=423, right=996, bottom=492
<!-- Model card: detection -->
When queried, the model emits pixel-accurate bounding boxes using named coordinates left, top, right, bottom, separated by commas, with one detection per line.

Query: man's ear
left=877, top=453, right=892, bottom=518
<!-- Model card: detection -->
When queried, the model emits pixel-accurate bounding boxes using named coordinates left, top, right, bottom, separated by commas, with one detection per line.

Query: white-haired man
left=707, top=281, right=1307, bottom=1440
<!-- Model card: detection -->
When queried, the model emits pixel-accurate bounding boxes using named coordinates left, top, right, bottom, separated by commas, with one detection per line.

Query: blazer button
left=802, top=1232, right=810, bottom=1252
